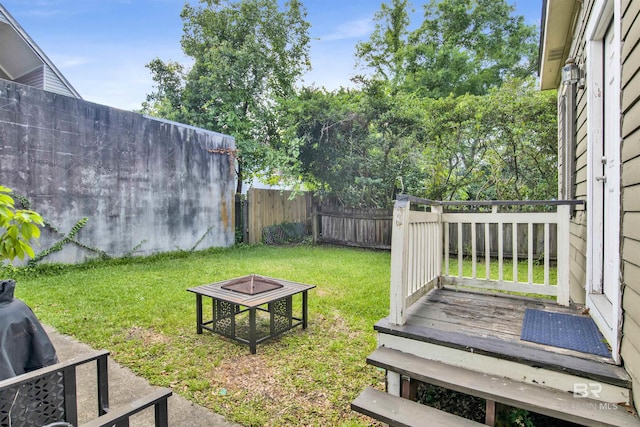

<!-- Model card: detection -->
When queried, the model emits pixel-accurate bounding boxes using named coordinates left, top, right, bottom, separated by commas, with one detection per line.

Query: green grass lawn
left=8, top=245, right=391, bottom=427
left=6, top=245, right=558, bottom=426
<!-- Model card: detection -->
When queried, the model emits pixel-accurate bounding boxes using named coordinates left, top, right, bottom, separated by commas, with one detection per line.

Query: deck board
left=375, top=287, right=631, bottom=387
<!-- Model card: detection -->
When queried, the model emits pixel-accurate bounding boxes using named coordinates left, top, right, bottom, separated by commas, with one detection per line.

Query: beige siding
left=622, top=72, right=640, bottom=112
left=558, top=95, right=566, bottom=197
left=566, top=25, right=589, bottom=304
left=565, top=0, right=590, bottom=302
left=621, top=312, right=640, bottom=383
left=623, top=101, right=640, bottom=138
left=623, top=266, right=640, bottom=318
left=623, top=238, right=640, bottom=266
left=569, top=212, right=587, bottom=303
left=622, top=127, right=640, bottom=162
left=624, top=185, right=640, bottom=212
left=622, top=0, right=640, bottom=413
left=623, top=213, right=640, bottom=242
left=623, top=156, right=640, bottom=187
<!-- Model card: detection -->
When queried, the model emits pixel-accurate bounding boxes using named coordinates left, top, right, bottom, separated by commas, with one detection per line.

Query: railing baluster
left=485, top=222, right=491, bottom=280
left=424, top=223, right=429, bottom=287
left=444, top=222, right=450, bottom=276
left=512, top=222, right=518, bottom=283
left=407, top=224, right=420, bottom=294
left=544, top=222, right=550, bottom=286
left=498, top=222, right=504, bottom=282
left=420, top=223, right=425, bottom=291
left=458, top=222, right=463, bottom=278
left=471, top=222, right=477, bottom=279
left=528, top=222, right=534, bottom=284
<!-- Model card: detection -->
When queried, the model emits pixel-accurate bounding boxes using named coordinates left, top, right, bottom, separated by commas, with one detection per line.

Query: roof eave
left=539, top=0, right=582, bottom=91
left=0, top=3, right=82, bottom=99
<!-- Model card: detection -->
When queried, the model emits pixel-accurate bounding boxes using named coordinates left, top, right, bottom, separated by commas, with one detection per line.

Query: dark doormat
left=521, top=308, right=611, bottom=357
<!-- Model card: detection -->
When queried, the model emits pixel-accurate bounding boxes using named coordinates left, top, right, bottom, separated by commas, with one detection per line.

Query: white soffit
left=0, top=3, right=81, bottom=98
left=540, top=0, right=581, bottom=90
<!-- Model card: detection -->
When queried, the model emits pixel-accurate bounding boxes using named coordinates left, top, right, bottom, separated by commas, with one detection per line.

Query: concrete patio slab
left=45, top=325, right=241, bottom=427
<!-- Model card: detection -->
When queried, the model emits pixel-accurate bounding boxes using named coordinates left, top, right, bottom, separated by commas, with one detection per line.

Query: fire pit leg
left=249, top=307, right=257, bottom=354
left=303, top=291, right=308, bottom=329
left=196, top=294, right=203, bottom=334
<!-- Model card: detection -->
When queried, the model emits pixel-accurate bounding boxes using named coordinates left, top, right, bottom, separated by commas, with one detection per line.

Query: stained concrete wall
left=0, top=79, right=236, bottom=264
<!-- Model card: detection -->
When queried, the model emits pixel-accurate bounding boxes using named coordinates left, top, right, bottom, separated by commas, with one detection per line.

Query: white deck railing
left=389, top=196, right=577, bottom=326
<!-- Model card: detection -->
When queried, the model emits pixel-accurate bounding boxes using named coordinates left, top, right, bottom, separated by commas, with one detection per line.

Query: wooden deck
left=375, top=287, right=630, bottom=387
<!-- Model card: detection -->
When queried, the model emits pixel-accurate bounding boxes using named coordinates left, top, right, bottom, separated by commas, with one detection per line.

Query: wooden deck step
left=374, top=316, right=631, bottom=388
left=351, top=386, right=483, bottom=427
left=368, top=346, right=640, bottom=427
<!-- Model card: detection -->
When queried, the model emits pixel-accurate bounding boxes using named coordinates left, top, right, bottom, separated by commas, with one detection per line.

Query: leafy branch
left=0, top=185, right=44, bottom=263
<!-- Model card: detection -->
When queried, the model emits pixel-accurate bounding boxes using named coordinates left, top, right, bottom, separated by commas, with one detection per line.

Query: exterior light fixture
left=562, top=58, right=580, bottom=86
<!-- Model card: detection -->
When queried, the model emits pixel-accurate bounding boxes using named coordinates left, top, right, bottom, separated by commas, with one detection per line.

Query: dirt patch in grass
left=126, top=326, right=172, bottom=346
left=190, top=312, right=383, bottom=426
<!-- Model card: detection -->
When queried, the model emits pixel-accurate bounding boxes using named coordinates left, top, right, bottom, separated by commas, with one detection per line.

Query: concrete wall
left=0, top=79, right=236, bottom=264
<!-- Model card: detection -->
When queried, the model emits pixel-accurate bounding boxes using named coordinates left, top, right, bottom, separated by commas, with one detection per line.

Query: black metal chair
left=0, top=350, right=171, bottom=427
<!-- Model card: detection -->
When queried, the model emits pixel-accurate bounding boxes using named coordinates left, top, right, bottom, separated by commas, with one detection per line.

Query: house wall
left=558, top=0, right=640, bottom=407
left=0, top=79, right=236, bottom=264
left=620, top=0, right=640, bottom=408
left=562, top=1, right=592, bottom=305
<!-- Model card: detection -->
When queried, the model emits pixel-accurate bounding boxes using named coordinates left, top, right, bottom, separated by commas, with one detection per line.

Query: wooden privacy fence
left=312, top=204, right=393, bottom=250
left=245, top=188, right=313, bottom=244
left=447, top=222, right=558, bottom=260
left=243, top=191, right=562, bottom=257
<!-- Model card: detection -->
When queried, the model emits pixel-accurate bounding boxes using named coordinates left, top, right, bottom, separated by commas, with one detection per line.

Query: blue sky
left=1, top=0, right=543, bottom=111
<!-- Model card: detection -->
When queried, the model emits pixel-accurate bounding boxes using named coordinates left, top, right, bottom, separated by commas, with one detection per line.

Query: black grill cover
left=0, top=279, right=58, bottom=380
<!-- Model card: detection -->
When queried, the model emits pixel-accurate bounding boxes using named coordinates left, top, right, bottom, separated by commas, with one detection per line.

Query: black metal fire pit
left=188, top=275, right=315, bottom=354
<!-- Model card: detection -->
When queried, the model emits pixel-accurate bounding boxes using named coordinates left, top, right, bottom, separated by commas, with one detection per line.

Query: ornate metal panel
left=213, top=299, right=235, bottom=338
left=270, top=297, right=293, bottom=336
left=0, top=371, right=65, bottom=427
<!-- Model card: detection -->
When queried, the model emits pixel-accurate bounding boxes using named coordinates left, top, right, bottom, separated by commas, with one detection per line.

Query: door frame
left=585, top=0, right=622, bottom=363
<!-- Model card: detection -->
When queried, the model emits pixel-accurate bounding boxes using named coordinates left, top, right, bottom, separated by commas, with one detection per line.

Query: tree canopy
left=284, top=78, right=557, bottom=207
left=143, top=0, right=557, bottom=207
left=143, top=0, right=311, bottom=193
left=356, top=0, right=538, bottom=97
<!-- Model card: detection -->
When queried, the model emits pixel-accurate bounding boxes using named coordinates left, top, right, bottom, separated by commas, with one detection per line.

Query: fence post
left=390, top=199, right=411, bottom=325
left=312, top=204, right=319, bottom=244
left=243, top=195, right=249, bottom=243
left=556, top=204, right=570, bottom=306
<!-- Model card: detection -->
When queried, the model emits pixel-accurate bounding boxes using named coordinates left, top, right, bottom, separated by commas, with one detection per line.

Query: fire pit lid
left=221, top=274, right=284, bottom=295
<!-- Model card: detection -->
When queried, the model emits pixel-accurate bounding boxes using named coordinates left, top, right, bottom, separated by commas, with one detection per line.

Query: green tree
left=476, top=79, right=558, bottom=200
left=413, top=78, right=558, bottom=201
left=355, top=0, right=412, bottom=90
left=282, top=78, right=557, bottom=205
left=356, top=0, right=537, bottom=98
left=280, top=82, right=426, bottom=208
left=0, top=186, right=43, bottom=263
left=143, top=0, right=311, bottom=193
left=278, top=87, right=370, bottom=205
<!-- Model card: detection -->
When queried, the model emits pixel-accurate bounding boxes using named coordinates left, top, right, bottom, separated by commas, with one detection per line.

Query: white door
left=586, top=12, right=621, bottom=363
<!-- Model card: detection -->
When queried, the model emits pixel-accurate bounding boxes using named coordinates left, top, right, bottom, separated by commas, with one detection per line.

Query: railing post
left=390, top=199, right=411, bottom=325
left=556, top=204, right=570, bottom=306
